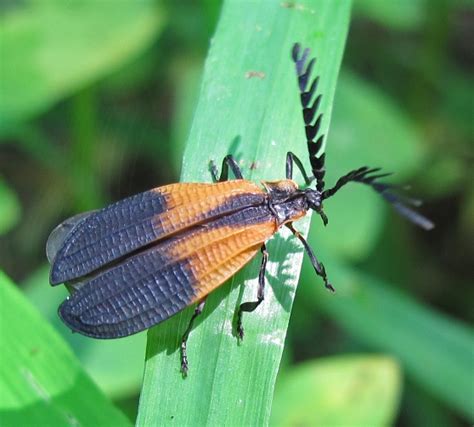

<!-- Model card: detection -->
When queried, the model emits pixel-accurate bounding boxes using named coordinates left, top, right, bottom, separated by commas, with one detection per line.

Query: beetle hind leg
left=235, top=243, right=268, bottom=340
left=180, top=297, right=207, bottom=377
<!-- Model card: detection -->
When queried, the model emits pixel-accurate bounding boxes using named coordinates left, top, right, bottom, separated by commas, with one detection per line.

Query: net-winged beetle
left=47, top=43, right=433, bottom=375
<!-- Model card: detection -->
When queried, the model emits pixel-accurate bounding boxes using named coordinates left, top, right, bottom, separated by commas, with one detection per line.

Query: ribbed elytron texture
left=58, top=205, right=277, bottom=338
left=50, top=180, right=265, bottom=284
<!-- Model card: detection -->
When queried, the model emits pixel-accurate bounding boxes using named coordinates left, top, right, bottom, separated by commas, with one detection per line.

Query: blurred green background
left=0, top=0, right=472, bottom=426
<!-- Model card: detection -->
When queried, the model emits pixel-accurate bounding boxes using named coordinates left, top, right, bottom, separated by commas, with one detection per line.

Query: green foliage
left=137, top=1, right=351, bottom=425
left=300, top=257, right=474, bottom=419
left=0, top=272, right=131, bottom=426
left=354, top=0, right=426, bottom=29
left=298, top=65, right=474, bottom=420
left=271, top=356, right=401, bottom=426
left=323, top=71, right=425, bottom=259
left=0, top=0, right=163, bottom=133
left=1, top=0, right=472, bottom=425
left=0, top=178, right=20, bottom=235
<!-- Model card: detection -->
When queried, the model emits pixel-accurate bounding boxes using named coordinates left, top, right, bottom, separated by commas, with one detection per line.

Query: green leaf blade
left=137, top=1, right=352, bottom=425
left=0, top=272, right=131, bottom=427
left=22, top=266, right=147, bottom=399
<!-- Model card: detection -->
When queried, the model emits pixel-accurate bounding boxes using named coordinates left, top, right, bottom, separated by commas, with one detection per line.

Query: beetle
left=47, top=43, right=433, bottom=375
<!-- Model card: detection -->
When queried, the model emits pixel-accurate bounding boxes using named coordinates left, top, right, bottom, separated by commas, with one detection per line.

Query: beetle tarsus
left=237, top=319, right=245, bottom=341
left=180, top=341, right=189, bottom=377
left=319, top=262, right=335, bottom=292
left=209, top=160, right=220, bottom=182
left=326, top=282, right=335, bottom=292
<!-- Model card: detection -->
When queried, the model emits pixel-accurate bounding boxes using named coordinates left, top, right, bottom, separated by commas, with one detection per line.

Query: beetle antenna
left=291, top=43, right=326, bottom=192
left=322, top=167, right=435, bottom=230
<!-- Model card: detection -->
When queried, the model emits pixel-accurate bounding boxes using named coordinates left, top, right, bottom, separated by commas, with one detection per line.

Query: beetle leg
left=180, top=297, right=207, bottom=377
left=210, top=154, right=244, bottom=182
left=286, top=223, right=335, bottom=292
left=236, top=243, right=268, bottom=340
left=286, top=151, right=315, bottom=184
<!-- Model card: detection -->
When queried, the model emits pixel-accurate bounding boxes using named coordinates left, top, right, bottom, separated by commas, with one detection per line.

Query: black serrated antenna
left=291, top=43, right=326, bottom=192
left=321, top=165, right=435, bottom=230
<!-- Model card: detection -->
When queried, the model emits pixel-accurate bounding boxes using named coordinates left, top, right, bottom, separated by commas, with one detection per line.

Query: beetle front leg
left=210, top=155, right=244, bottom=182
left=286, top=223, right=335, bottom=292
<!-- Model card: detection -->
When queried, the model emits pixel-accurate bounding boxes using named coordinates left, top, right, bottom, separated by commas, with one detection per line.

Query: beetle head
left=304, top=189, right=328, bottom=226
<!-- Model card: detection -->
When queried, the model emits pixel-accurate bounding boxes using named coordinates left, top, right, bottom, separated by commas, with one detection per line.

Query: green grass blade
left=271, top=355, right=402, bottom=426
left=22, top=266, right=146, bottom=399
left=0, top=272, right=131, bottom=426
left=137, top=1, right=352, bottom=425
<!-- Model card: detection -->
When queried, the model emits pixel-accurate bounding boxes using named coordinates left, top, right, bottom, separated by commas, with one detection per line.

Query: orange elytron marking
left=180, top=222, right=277, bottom=301
left=152, top=180, right=265, bottom=238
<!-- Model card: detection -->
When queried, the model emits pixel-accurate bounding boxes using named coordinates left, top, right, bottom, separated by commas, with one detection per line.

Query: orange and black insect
left=47, top=43, right=433, bottom=375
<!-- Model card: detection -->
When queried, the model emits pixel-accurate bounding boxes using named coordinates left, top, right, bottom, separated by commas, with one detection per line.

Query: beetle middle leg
left=236, top=243, right=268, bottom=340
left=180, top=297, right=207, bottom=377
left=286, top=223, right=335, bottom=292
left=210, top=154, right=244, bottom=182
